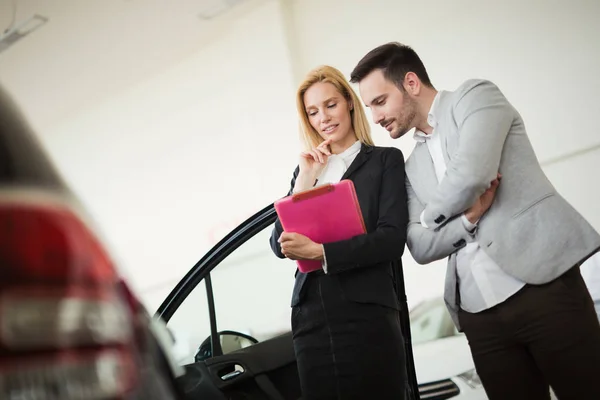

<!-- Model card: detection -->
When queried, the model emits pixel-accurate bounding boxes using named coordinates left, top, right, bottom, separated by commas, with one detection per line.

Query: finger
left=312, top=148, right=325, bottom=164
left=482, top=186, right=497, bottom=196
left=290, top=232, right=306, bottom=241
left=279, top=232, right=292, bottom=242
left=300, top=152, right=313, bottom=159
left=315, top=147, right=329, bottom=162
left=308, top=150, right=321, bottom=163
left=316, top=146, right=331, bottom=158
left=281, top=242, right=293, bottom=253
left=317, top=141, right=332, bottom=155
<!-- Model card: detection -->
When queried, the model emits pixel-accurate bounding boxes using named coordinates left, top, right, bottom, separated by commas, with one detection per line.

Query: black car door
left=156, top=204, right=419, bottom=400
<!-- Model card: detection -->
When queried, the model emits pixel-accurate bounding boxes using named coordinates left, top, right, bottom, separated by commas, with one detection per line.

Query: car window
left=409, top=301, right=453, bottom=345
left=210, top=227, right=294, bottom=341
left=166, top=224, right=294, bottom=365
left=165, top=282, right=211, bottom=365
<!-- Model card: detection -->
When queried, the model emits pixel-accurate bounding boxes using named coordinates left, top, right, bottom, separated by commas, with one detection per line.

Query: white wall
left=3, top=0, right=600, bottom=345
left=39, top=0, right=300, bottom=305
left=291, top=0, right=600, bottom=162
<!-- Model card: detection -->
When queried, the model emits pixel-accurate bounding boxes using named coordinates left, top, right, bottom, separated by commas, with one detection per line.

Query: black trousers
left=291, top=273, right=406, bottom=400
left=459, top=265, right=600, bottom=400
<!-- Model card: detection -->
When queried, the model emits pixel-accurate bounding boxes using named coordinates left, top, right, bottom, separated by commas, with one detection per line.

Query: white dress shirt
left=317, top=140, right=361, bottom=185
left=581, top=253, right=600, bottom=303
left=416, top=93, right=525, bottom=313
left=316, top=140, right=362, bottom=273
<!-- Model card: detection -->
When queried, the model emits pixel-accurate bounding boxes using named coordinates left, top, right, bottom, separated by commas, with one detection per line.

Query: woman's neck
left=330, top=132, right=358, bottom=155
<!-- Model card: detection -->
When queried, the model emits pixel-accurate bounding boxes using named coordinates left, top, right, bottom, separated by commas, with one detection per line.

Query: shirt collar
left=338, top=140, right=362, bottom=161
left=413, top=91, right=441, bottom=143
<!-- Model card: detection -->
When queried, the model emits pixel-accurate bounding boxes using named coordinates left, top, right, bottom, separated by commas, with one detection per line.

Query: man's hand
left=465, top=174, right=502, bottom=224
left=278, top=232, right=324, bottom=261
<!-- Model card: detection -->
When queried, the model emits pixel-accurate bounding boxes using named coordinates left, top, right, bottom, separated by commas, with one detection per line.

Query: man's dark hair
left=350, top=42, right=433, bottom=89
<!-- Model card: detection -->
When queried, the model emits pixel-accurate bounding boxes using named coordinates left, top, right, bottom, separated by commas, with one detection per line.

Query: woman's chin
left=320, top=133, right=338, bottom=142
left=321, top=131, right=346, bottom=143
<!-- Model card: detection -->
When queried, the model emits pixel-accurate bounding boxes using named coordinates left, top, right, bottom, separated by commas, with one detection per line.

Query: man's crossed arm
left=420, top=80, right=513, bottom=230
left=407, top=176, right=500, bottom=264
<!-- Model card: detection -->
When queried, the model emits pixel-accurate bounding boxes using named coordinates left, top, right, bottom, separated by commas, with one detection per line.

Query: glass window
left=165, top=282, right=211, bottom=365
left=166, top=223, right=295, bottom=365
left=210, top=227, right=295, bottom=341
left=409, top=300, right=452, bottom=345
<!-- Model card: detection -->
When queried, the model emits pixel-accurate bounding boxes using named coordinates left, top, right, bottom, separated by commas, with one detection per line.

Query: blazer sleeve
left=269, top=166, right=299, bottom=258
left=422, top=80, right=514, bottom=229
left=406, top=177, right=475, bottom=264
left=322, top=148, right=408, bottom=274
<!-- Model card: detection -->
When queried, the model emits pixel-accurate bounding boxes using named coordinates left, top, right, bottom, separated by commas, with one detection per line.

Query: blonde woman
left=269, top=65, right=409, bottom=399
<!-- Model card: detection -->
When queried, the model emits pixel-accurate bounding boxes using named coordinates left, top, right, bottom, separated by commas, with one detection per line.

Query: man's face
left=358, top=69, right=417, bottom=139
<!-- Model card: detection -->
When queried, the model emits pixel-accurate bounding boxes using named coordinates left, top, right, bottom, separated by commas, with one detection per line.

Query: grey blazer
left=405, top=79, right=600, bottom=329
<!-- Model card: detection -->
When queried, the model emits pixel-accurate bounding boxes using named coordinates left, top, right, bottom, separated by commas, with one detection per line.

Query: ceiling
left=0, top=0, right=256, bottom=131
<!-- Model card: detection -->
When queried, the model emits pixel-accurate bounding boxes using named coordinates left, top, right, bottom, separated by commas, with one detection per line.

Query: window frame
left=155, top=203, right=278, bottom=358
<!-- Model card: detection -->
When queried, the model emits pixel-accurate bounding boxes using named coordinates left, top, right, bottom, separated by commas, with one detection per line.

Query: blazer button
left=434, top=215, right=446, bottom=224
left=453, top=239, right=466, bottom=248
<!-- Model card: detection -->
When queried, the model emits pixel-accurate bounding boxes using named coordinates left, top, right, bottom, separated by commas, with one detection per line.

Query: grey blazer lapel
left=405, top=143, right=438, bottom=203
left=434, top=91, right=455, bottom=166
left=440, top=131, right=452, bottom=166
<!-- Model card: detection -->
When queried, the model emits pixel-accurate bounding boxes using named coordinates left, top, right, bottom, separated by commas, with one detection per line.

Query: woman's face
left=303, top=82, right=355, bottom=146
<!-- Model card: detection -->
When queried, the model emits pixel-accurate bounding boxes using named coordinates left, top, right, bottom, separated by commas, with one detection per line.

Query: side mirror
left=195, top=330, right=258, bottom=363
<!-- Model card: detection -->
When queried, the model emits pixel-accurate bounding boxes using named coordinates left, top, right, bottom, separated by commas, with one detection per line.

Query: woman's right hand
left=294, top=139, right=332, bottom=193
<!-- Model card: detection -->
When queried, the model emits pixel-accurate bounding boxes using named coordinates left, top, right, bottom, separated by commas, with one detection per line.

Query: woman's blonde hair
left=296, top=65, right=374, bottom=150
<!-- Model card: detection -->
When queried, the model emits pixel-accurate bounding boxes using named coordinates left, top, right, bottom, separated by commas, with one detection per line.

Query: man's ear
left=404, top=72, right=421, bottom=96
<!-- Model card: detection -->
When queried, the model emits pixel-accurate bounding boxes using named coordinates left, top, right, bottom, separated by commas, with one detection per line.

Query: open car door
left=156, top=204, right=420, bottom=399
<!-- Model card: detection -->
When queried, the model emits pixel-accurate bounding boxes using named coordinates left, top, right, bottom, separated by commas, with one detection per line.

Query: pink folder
left=274, top=179, right=366, bottom=273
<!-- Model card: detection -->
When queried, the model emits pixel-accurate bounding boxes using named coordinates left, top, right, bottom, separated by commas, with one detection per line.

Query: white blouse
left=315, top=140, right=362, bottom=273
left=316, top=140, right=362, bottom=185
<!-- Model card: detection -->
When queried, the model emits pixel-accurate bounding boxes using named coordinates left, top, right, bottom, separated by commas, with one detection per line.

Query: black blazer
left=269, top=144, right=409, bottom=310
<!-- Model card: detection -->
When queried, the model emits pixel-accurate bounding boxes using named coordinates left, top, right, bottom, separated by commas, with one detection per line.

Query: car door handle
left=219, top=364, right=245, bottom=381
left=221, top=370, right=242, bottom=381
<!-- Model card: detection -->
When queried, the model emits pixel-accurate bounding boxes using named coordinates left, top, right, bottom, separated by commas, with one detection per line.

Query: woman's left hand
left=278, top=232, right=324, bottom=261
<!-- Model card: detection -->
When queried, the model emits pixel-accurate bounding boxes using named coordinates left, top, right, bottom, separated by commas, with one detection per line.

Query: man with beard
left=349, top=42, right=600, bottom=400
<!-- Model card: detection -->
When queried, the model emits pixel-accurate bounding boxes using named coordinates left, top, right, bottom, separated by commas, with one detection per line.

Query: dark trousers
left=459, top=265, right=600, bottom=400
left=292, top=273, right=406, bottom=400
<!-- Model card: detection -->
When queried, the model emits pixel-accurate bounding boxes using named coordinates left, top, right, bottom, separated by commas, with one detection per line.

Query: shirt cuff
left=420, top=210, right=429, bottom=229
left=322, top=246, right=328, bottom=274
left=461, top=214, right=478, bottom=233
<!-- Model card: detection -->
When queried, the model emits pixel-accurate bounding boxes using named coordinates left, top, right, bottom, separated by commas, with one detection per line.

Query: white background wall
left=2, top=0, right=600, bottom=344
left=39, top=0, right=300, bottom=298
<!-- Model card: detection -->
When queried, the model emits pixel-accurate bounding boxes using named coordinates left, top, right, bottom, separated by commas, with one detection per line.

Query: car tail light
left=0, top=199, right=138, bottom=399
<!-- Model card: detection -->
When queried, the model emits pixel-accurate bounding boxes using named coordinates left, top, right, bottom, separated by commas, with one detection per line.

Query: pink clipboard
left=274, top=179, right=366, bottom=273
